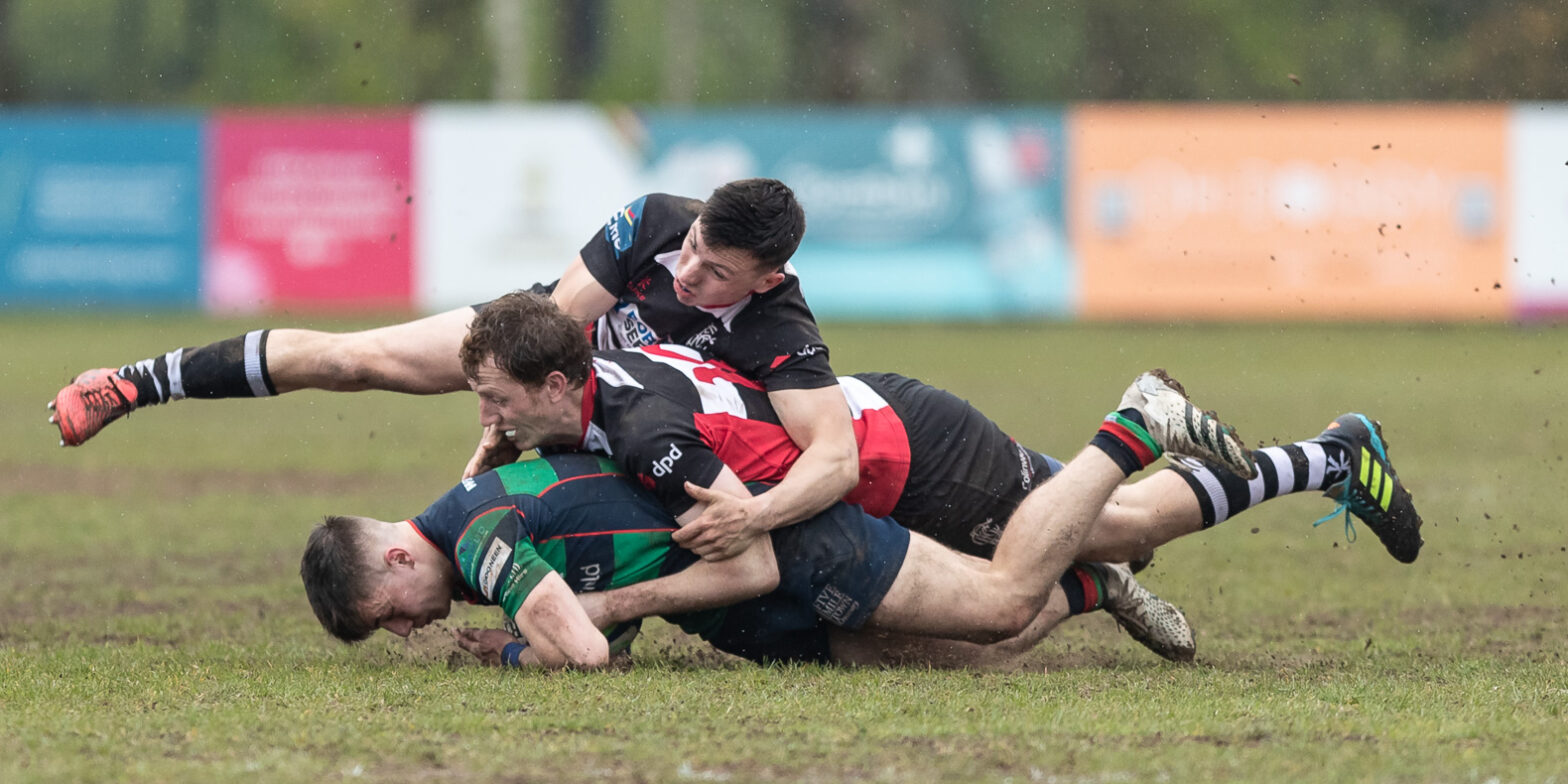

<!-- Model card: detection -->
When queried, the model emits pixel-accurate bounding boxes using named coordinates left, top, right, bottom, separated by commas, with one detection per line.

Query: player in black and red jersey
left=50, top=179, right=861, bottom=549
left=300, top=370, right=1249, bottom=669
left=460, top=291, right=1424, bottom=588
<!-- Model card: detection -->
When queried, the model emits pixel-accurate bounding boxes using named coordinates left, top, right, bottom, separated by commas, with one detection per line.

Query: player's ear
left=385, top=546, right=415, bottom=569
left=543, top=370, right=570, bottom=400
left=750, top=270, right=787, bottom=294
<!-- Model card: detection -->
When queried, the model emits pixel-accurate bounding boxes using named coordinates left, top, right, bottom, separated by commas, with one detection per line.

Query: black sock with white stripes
left=1171, top=440, right=1352, bottom=527
left=115, top=330, right=277, bottom=406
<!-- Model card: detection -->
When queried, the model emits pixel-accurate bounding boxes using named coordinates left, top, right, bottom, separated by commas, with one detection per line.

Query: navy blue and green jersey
left=407, top=452, right=723, bottom=636
left=575, top=193, right=835, bottom=392
left=409, top=452, right=912, bottom=666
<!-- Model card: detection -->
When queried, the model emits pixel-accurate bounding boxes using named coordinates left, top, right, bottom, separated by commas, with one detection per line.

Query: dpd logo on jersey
left=650, top=442, right=684, bottom=477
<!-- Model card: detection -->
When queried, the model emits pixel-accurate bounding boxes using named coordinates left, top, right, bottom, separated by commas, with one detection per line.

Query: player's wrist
left=501, top=641, right=529, bottom=668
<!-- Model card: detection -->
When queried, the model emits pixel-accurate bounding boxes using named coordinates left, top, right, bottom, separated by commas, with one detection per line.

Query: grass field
left=2, top=313, right=1565, bottom=783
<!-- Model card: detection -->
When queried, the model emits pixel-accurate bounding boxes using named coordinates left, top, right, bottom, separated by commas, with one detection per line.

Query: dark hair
left=699, top=178, right=806, bottom=271
left=461, top=291, right=591, bottom=386
left=300, top=515, right=378, bottom=643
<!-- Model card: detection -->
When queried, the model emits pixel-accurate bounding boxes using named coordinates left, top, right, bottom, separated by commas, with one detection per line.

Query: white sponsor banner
left=1509, top=104, right=1568, bottom=316
left=414, top=104, right=642, bottom=312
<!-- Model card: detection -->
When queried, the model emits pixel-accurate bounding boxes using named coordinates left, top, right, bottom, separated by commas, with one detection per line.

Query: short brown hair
left=461, top=291, right=591, bottom=387
left=300, top=515, right=379, bottom=643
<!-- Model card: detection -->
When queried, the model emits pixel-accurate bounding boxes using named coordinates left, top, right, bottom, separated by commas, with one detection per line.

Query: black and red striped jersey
left=576, top=193, right=835, bottom=392
left=565, top=345, right=912, bottom=519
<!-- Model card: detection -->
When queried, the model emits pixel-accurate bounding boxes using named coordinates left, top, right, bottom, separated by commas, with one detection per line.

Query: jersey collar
left=576, top=368, right=598, bottom=445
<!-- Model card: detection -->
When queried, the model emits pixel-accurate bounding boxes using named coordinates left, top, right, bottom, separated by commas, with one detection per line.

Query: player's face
left=363, top=566, right=452, bottom=638
left=672, top=218, right=786, bottom=307
left=469, top=360, right=576, bottom=450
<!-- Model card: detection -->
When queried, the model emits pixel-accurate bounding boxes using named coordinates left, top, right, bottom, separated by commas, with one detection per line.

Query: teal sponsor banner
left=638, top=109, right=1072, bottom=319
left=0, top=111, right=204, bottom=308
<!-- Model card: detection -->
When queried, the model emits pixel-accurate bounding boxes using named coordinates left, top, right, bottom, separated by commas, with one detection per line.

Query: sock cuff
left=1104, top=411, right=1161, bottom=460
left=244, top=329, right=276, bottom=397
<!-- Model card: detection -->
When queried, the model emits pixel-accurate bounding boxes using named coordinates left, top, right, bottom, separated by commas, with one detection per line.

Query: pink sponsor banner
left=207, top=112, right=413, bottom=312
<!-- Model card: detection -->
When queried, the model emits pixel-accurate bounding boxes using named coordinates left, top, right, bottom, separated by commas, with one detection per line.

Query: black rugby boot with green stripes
left=1314, top=413, right=1424, bottom=564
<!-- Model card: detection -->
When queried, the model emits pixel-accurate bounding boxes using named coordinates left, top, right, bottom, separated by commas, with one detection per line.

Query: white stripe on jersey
left=835, top=376, right=892, bottom=422
left=591, top=356, right=646, bottom=390
left=630, top=346, right=749, bottom=417
left=582, top=421, right=612, bottom=455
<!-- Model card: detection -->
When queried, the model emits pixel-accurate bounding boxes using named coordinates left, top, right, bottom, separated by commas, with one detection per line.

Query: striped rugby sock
left=117, top=330, right=277, bottom=406
left=1090, top=409, right=1161, bottom=477
left=1058, top=563, right=1111, bottom=615
left=1172, top=440, right=1352, bottom=527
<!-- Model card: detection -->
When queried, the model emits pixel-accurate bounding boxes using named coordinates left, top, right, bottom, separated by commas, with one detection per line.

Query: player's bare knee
left=972, top=594, right=1038, bottom=642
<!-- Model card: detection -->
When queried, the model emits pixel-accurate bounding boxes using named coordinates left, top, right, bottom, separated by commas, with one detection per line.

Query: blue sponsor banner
left=637, top=109, right=1072, bottom=319
left=0, top=112, right=203, bottom=308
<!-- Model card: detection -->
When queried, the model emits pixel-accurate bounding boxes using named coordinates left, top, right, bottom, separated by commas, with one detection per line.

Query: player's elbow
left=554, top=636, right=612, bottom=670
left=817, top=437, right=860, bottom=495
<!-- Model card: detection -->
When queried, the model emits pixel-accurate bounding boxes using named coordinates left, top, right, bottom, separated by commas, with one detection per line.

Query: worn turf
left=2, top=313, right=1564, bottom=783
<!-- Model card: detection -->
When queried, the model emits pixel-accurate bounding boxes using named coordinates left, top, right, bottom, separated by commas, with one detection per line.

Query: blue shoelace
left=1312, top=414, right=1388, bottom=545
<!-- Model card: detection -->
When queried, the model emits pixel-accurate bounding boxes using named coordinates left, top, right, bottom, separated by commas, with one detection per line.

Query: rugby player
left=300, top=369, right=1246, bottom=669
left=461, top=291, right=1425, bottom=576
left=50, top=179, right=859, bottom=544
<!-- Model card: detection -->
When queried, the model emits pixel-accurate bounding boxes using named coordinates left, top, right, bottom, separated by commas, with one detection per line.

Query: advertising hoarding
left=638, top=109, right=1074, bottom=319
left=207, top=112, right=413, bottom=312
left=413, top=104, right=642, bottom=312
left=1508, top=104, right=1568, bottom=318
left=0, top=112, right=203, bottom=308
left=1071, top=104, right=1509, bottom=320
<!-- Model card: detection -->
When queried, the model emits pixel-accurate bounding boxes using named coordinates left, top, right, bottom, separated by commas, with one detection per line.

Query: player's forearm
left=751, top=437, right=859, bottom=531
left=599, top=540, right=780, bottom=622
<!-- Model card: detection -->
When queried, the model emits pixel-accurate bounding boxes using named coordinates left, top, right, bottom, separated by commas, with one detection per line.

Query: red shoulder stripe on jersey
left=769, top=354, right=788, bottom=369
left=535, top=472, right=623, bottom=497
left=537, top=526, right=676, bottom=544
left=404, top=519, right=443, bottom=551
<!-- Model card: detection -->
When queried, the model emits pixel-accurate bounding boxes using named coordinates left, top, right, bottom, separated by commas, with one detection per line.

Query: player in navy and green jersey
left=303, top=369, right=1257, bottom=670
left=412, top=452, right=726, bottom=649
left=313, top=450, right=912, bottom=665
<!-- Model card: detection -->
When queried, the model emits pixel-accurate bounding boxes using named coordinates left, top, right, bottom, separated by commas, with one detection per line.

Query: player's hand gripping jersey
left=562, top=346, right=1063, bottom=558
left=575, top=194, right=835, bottom=391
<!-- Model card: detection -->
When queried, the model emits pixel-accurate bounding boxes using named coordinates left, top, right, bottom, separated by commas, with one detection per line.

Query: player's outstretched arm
left=676, top=384, right=858, bottom=559
left=456, top=571, right=610, bottom=669
left=549, top=254, right=620, bottom=325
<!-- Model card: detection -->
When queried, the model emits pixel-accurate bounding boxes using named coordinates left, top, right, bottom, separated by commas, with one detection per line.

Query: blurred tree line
left=0, top=0, right=1562, bottom=106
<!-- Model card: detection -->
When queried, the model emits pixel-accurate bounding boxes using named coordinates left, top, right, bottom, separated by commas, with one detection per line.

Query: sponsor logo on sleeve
left=461, top=477, right=477, bottom=492
left=603, top=196, right=647, bottom=260
left=477, top=538, right=514, bottom=601
left=650, top=442, right=684, bottom=478
left=1014, top=442, right=1035, bottom=492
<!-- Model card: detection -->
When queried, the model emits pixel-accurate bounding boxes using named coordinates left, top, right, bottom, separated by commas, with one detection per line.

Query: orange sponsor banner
left=1070, top=104, right=1509, bottom=320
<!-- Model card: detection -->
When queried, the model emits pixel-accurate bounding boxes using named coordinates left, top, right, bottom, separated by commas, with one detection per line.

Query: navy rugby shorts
left=704, top=500, right=911, bottom=665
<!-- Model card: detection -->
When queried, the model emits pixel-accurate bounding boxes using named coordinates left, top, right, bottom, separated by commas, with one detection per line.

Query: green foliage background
left=1, top=0, right=1564, bottom=106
